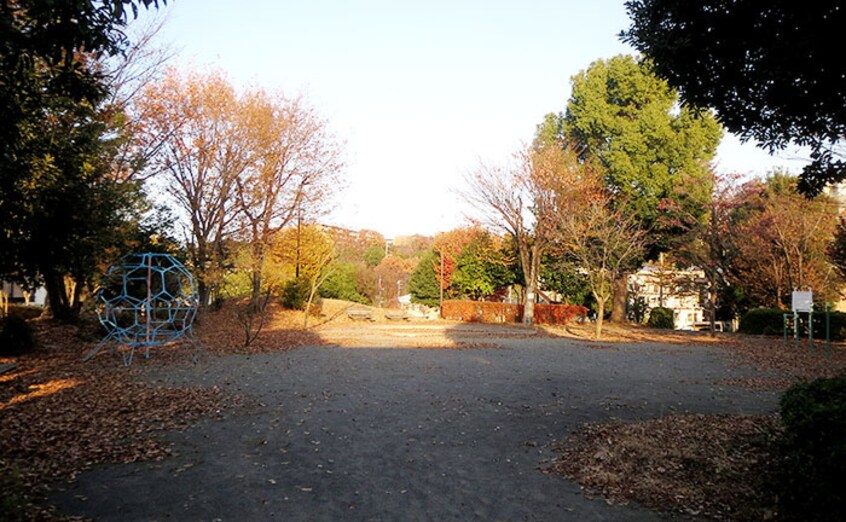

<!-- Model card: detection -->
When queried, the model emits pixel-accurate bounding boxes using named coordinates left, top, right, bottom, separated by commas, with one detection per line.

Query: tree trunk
left=595, top=297, right=605, bottom=339
left=610, top=274, right=628, bottom=323
left=523, top=281, right=536, bottom=325
left=43, top=270, right=75, bottom=322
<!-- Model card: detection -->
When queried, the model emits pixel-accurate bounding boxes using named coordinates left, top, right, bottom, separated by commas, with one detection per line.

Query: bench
left=384, top=310, right=408, bottom=321
left=347, top=307, right=374, bottom=321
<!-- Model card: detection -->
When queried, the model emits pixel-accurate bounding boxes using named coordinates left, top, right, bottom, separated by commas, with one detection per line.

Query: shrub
left=811, top=309, right=846, bottom=342
left=0, top=315, right=35, bottom=356
left=280, top=278, right=310, bottom=310
left=647, top=307, right=674, bottom=329
left=5, top=305, right=43, bottom=320
left=777, top=376, right=846, bottom=520
left=739, top=307, right=785, bottom=335
left=534, top=303, right=589, bottom=325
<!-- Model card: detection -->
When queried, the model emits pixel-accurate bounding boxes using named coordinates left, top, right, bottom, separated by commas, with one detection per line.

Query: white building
left=629, top=265, right=706, bottom=330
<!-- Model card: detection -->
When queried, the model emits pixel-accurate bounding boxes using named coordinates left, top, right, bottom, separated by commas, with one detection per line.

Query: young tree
left=623, top=1, right=846, bottom=194
left=554, top=173, right=648, bottom=339
left=409, top=250, right=441, bottom=308
left=542, top=54, right=722, bottom=322
left=463, top=144, right=576, bottom=324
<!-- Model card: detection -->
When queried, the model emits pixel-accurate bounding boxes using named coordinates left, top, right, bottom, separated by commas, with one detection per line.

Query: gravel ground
left=49, top=327, right=780, bottom=521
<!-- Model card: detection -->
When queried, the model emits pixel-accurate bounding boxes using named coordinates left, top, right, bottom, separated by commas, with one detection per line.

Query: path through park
left=50, top=325, right=780, bottom=521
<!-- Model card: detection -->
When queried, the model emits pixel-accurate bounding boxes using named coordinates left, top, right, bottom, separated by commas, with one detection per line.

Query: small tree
left=554, top=169, right=647, bottom=339
left=462, top=145, right=571, bottom=324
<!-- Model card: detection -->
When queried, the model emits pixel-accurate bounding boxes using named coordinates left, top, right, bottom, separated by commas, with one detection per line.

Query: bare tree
left=462, top=144, right=574, bottom=324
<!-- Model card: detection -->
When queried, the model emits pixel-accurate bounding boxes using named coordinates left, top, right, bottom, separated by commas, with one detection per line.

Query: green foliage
left=0, top=2, right=164, bottom=321
left=280, top=278, right=310, bottom=310
left=0, top=316, right=36, bottom=356
left=628, top=296, right=649, bottom=324
left=647, top=306, right=674, bottom=329
left=409, top=250, right=440, bottom=308
left=319, top=262, right=369, bottom=304
left=739, top=308, right=785, bottom=335
left=541, top=261, right=592, bottom=307
left=363, top=246, right=386, bottom=267
left=451, top=233, right=514, bottom=300
left=219, top=269, right=253, bottom=300
left=623, top=1, right=846, bottom=194
left=562, top=54, right=723, bottom=254
left=778, top=376, right=846, bottom=520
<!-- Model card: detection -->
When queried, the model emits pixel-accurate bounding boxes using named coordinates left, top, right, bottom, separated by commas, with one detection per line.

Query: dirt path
left=49, top=327, right=779, bottom=521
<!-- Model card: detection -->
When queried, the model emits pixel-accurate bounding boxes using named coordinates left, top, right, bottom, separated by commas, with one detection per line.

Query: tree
left=547, top=54, right=722, bottom=321
left=409, top=250, right=440, bottom=308
left=622, top=1, right=846, bottom=194
left=1, top=0, right=163, bottom=320
left=137, top=69, right=243, bottom=308
left=553, top=169, right=647, bottom=339
left=234, top=92, right=342, bottom=303
left=463, top=144, right=577, bottom=324
left=451, top=231, right=513, bottom=300
left=677, top=171, right=743, bottom=332
left=732, top=173, right=841, bottom=308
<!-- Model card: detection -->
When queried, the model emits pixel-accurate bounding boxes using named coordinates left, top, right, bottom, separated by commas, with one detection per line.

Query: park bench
left=384, top=310, right=408, bottom=321
left=347, top=307, right=374, bottom=321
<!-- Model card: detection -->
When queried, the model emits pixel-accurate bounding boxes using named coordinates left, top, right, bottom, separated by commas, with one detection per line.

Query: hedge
left=440, top=300, right=587, bottom=325
left=533, top=303, right=589, bottom=325
left=739, top=307, right=785, bottom=335
left=777, top=376, right=846, bottom=520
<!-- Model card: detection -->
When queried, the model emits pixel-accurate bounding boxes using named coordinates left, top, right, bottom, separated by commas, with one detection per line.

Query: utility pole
left=439, top=247, right=444, bottom=312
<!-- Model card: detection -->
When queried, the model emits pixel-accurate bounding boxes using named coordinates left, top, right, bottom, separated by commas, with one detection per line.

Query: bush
left=811, top=309, right=846, bottom=342
left=777, top=376, right=846, bottom=520
left=0, top=315, right=35, bottom=356
left=647, top=307, right=674, bottom=329
left=5, top=305, right=43, bottom=320
left=280, top=278, right=310, bottom=310
left=739, top=307, right=785, bottom=335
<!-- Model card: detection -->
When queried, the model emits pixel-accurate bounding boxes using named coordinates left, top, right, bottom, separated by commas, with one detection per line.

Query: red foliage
left=534, top=303, right=589, bottom=325
left=441, top=300, right=587, bottom=325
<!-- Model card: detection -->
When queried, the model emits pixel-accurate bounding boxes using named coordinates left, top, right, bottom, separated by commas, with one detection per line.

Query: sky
left=139, top=0, right=810, bottom=238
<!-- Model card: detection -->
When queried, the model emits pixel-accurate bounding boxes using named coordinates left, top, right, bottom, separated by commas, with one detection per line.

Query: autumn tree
left=622, top=1, right=846, bottom=194
left=676, top=171, right=743, bottom=331
left=431, top=227, right=477, bottom=306
left=463, top=144, right=575, bottom=324
left=137, top=69, right=245, bottom=307
left=553, top=166, right=647, bottom=339
left=235, top=92, right=342, bottom=303
left=732, top=173, right=841, bottom=308
left=541, top=54, right=722, bottom=322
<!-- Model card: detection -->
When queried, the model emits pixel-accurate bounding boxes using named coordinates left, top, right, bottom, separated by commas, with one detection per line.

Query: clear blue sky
left=141, top=0, right=808, bottom=238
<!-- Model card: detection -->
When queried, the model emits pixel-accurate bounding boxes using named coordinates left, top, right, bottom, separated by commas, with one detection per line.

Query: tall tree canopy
left=0, top=0, right=163, bottom=319
left=622, top=1, right=846, bottom=194
left=550, top=55, right=723, bottom=250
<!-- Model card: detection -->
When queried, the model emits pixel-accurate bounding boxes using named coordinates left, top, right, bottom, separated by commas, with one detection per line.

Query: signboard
left=792, top=291, right=813, bottom=313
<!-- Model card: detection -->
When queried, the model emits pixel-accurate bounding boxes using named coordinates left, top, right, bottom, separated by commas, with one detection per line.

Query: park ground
left=2, top=300, right=845, bottom=521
